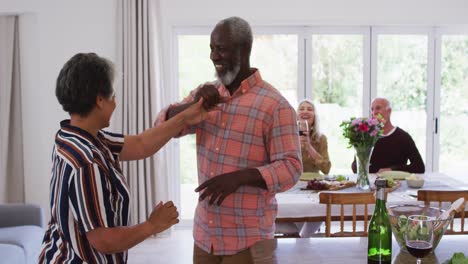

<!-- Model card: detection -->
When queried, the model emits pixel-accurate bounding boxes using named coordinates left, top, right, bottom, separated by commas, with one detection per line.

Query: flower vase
left=355, top=146, right=374, bottom=190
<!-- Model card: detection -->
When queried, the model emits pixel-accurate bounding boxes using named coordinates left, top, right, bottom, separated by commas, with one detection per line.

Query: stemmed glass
left=405, top=215, right=434, bottom=264
left=297, top=119, right=309, bottom=136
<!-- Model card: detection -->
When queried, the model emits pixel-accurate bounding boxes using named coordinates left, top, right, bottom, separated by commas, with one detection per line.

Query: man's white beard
left=216, top=64, right=240, bottom=86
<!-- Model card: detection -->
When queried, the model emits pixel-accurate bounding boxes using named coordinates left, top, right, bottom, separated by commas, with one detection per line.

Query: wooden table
left=276, top=235, right=468, bottom=264
left=276, top=172, right=468, bottom=223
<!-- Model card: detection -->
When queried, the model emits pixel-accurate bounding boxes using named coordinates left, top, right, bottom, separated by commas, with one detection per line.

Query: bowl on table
left=387, top=204, right=454, bottom=252
left=406, top=174, right=425, bottom=188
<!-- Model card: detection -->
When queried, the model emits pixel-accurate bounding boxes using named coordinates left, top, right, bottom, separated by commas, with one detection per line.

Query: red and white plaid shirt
left=155, top=69, right=302, bottom=255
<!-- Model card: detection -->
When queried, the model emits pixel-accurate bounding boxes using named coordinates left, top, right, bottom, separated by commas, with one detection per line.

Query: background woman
left=294, top=99, right=331, bottom=237
left=297, top=99, right=331, bottom=175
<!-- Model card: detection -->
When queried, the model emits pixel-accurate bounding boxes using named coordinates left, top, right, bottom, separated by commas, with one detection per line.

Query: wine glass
left=297, top=119, right=309, bottom=136
left=405, top=215, right=434, bottom=264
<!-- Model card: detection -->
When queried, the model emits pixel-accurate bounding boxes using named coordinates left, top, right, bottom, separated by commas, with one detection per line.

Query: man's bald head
left=372, top=98, right=392, bottom=110
left=371, top=97, right=392, bottom=124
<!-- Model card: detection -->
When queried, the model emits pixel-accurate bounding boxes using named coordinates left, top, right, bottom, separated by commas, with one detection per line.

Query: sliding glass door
left=308, top=29, right=369, bottom=173
left=438, top=34, right=468, bottom=178
left=373, top=29, right=431, bottom=168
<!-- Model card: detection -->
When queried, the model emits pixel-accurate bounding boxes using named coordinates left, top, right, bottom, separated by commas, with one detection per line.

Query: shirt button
left=221, top=123, right=225, bottom=126
left=210, top=172, right=214, bottom=176
left=215, top=147, right=219, bottom=151
left=209, top=220, right=213, bottom=224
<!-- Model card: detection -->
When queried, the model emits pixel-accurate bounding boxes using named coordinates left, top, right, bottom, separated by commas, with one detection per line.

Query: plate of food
left=378, top=170, right=410, bottom=180
left=323, top=174, right=348, bottom=181
left=302, top=178, right=356, bottom=191
left=299, top=172, right=323, bottom=181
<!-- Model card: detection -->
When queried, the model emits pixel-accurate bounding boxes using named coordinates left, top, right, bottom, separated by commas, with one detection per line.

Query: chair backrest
left=417, top=190, right=468, bottom=234
left=319, top=192, right=375, bottom=237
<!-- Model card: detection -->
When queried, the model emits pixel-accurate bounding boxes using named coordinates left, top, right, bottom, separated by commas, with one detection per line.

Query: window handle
left=434, top=117, right=438, bottom=134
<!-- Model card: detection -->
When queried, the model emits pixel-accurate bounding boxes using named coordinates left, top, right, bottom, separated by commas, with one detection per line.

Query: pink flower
left=351, top=118, right=361, bottom=126
left=368, top=118, right=380, bottom=126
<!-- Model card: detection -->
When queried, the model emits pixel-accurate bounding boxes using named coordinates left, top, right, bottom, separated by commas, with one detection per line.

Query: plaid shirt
left=156, top=70, right=302, bottom=255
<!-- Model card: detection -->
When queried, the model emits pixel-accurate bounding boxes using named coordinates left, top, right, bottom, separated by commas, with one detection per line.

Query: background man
left=352, top=97, right=425, bottom=173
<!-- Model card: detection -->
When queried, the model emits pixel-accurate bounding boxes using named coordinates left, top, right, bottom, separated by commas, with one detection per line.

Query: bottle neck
left=376, top=187, right=386, bottom=204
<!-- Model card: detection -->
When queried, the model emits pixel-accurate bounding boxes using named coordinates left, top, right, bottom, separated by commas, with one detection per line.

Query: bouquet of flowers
left=340, top=116, right=384, bottom=189
left=340, top=116, right=384, bottom=149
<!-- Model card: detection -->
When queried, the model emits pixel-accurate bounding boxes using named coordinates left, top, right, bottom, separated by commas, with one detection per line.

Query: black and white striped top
left=39, top=120, right=130, bottom=263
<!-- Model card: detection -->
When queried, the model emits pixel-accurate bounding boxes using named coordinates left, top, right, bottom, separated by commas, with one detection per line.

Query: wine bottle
left=367, top=178, right=392, bottom=264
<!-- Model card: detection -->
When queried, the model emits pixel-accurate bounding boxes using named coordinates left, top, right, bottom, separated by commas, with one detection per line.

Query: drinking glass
left=297, top=119, right=309, bottom=136
left=405, top=215, right=434, bottom=264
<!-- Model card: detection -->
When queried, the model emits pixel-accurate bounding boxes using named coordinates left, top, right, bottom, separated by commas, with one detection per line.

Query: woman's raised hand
left=299, top=130, right=311, bottom=146
left=180, top=98, right=211, bottom=126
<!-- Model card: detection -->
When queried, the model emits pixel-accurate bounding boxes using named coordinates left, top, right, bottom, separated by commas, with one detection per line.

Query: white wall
left=0, top=0, right=117, bottom=214
left=158, top=0, right=468, bottom=26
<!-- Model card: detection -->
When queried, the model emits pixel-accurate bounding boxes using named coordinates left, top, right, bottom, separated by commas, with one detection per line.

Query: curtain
left=117, top=0, right=179, bottom=226
left=0, top=16, right=24, bottom=203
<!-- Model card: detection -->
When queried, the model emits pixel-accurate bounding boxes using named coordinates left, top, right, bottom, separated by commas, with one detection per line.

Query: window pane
left=178, top=35, right=211, bottom=219
left=439, top=35, right=468, bottom=178
left=311, top=34, right=364, bottom=173
left=377, top=35, right=428, bottom=166
left=251, top=35, right=298, bottom=104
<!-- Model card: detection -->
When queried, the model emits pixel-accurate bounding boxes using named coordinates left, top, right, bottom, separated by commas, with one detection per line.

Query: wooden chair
left=417, top=190, right=468, bottom=234
left=319, top=192, right=375, bottom=237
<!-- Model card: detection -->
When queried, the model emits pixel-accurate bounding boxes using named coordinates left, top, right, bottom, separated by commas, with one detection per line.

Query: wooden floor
left=127, top=223, right=351, bottom=263
left=128, top=228, right=193, bottom=264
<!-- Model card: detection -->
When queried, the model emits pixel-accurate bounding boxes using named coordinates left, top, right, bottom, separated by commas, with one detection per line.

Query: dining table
left=276, top=172, right=468, bottom=223
left=276, top=235, right=468, bottom=264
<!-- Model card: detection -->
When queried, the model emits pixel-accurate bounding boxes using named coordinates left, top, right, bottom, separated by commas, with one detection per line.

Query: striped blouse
left=155, top=70, right=302, bottom=255
left=39, top=120, right=130, bottom=263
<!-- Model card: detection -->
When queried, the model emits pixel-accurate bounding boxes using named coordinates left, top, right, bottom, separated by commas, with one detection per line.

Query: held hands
left=147, top=201, right=179, bottom=234
left=195, top=172, right=242, bottom=206
left=194, top=83, right=229, bottom=111
left=181, top=98, right=210, bottom=126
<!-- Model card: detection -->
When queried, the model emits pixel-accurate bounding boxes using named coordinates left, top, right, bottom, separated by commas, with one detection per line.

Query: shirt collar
left=59, top=119, right=101, bottom=147
left=382, top=126, right=397, bottom=137
left=218, top=68, right=263, bottom=97
left=237, top=68, right=262, bottom=95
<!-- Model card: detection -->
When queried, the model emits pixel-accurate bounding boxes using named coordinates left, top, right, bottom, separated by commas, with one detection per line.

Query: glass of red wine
left=405, top=215, right=434, bottom=264
left=297, top=119, right=309, bottom=136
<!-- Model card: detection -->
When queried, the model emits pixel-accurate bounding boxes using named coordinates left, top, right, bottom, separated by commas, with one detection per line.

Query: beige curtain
left=0, top=16, right=24, bottom=203
left=117, top=0, right=178, bottom=225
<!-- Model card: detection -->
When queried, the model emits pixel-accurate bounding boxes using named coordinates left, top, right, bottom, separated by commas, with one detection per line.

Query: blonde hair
left=297, top=99, right=321, bottom=142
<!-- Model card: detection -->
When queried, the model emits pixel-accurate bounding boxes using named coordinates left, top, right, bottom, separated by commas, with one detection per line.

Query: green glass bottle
left=368, top=178, right=392, bottom=264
